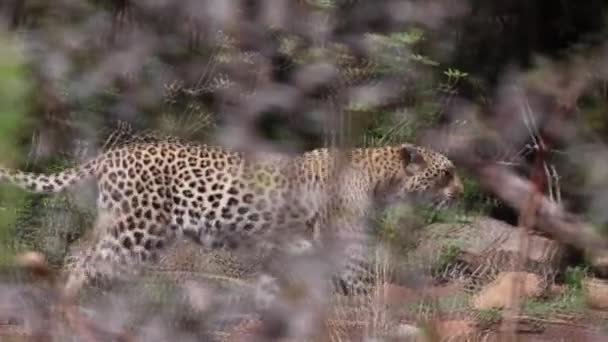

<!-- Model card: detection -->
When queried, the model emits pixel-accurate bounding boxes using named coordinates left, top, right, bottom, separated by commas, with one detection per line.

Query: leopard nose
left=451, top=175, right=464, bottom=198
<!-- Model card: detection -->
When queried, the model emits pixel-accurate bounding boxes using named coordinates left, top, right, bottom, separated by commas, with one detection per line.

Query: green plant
left=0, top=33, right=34, bottom=266
left=521, top=266, right=589, bottom=318
left=443, top=68, right=469, bottom=81
left=460, top=174, right=499, bottom=215
left=374, top=204, right=425, bottom=254
left=476, top=308, right=502, bottom=326
left=399, top=293, right=467, bottom=318
left=522, top=290, right=586, bottom=318
left=563, top=265, right=589, bottom=290
left=431, top=242, right=462, bottom=276
left=417, top=203, right=471, bottom=225
left=436, top=292, right=470, bottom=313
left=420, top=205, right=448, bottom=224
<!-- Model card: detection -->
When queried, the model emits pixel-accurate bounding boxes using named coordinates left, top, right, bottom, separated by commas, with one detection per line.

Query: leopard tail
left=0, top=158, right=99, bottom=194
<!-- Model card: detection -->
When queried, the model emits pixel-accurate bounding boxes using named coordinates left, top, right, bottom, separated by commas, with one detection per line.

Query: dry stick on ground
left=521, top=93, right=561, bottom=206
left=500, top=97, right=551, bottom=340
left=500, top=130, right=547, bottom=340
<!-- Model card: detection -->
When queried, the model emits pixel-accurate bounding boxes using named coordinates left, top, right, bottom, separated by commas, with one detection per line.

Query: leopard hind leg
left=62, top=212, right=176, bottom=300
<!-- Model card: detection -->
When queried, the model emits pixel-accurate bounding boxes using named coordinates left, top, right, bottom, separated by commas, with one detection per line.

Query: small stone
left=16, top=251, right=46, bottom=268
left=16, top=251, right=50, bottom=278
left=582, top=277, right=608, bottom=310
left=472, top=272, right=543, bottom=310
left=394, top=323, right=421, bottom=339
left=586, top=249, right=608, bottom=277
left=184, top=281, right=212, bottom=312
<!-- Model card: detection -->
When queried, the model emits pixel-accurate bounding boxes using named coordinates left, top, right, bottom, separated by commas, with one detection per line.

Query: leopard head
left=375, top=144, right=464, bottom=209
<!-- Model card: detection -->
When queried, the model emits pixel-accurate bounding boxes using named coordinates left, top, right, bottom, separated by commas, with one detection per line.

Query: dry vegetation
left=1, top=0, right=608, bottom=341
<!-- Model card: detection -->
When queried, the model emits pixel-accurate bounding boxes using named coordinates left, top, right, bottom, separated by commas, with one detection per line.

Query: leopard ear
left=401, top=145, right=426, bottom=175
left=400, top=146, right=411, bottom=165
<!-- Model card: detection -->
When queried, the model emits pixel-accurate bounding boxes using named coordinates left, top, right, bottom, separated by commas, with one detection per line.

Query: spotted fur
left=0, top=142, right=463, bottom=298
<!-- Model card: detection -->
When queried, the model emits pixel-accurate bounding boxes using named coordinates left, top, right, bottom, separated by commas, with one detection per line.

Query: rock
left=16, top=251, right=50, bottom=278
left=394, top=323, right=422, bottom=339
left=548, top=283, right=566, bottom=297
left=394, top=320, right=476, bottom=341
left=495, top=229, right=567, bottom=273
left=472, top=272, right=543, bottom=310
left=582, top=277, right=608, bottom=310
left=410, top=217, right=567, bottom=283
left=586, top=249, right=608, bottom=278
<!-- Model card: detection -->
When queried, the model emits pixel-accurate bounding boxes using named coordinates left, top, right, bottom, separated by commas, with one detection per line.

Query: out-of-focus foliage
left=0, top=33, right=33, bottom=266
left=1, top=0, right=608, bottom=340
left=2, top=2, right=480, bottom=266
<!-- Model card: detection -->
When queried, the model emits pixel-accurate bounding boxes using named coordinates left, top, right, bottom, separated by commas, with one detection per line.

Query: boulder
left=408, top=217, right=568, bottom=283
left=582, top=277, right=608, bottom=310
left=586, top=249, right=608, bottom=278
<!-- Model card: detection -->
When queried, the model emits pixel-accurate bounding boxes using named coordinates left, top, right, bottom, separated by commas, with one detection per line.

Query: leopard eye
left=434, top=169, right=452, bottom=187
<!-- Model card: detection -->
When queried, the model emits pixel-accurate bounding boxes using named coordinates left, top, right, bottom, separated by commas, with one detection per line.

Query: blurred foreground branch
left=477, top=165, right=608, bottom=251
left=425, top=119, right=608, bottom=255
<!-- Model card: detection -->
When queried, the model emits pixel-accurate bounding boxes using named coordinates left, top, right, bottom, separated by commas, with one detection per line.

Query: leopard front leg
left=331, top=237, right=378, bottom=296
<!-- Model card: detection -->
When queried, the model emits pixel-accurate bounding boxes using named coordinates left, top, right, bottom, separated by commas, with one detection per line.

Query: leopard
left=78, top=122, right=265, bottom=290
left=99, top=120, right=185, bottom=153
left=0, top=139, right=463, bottom=301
